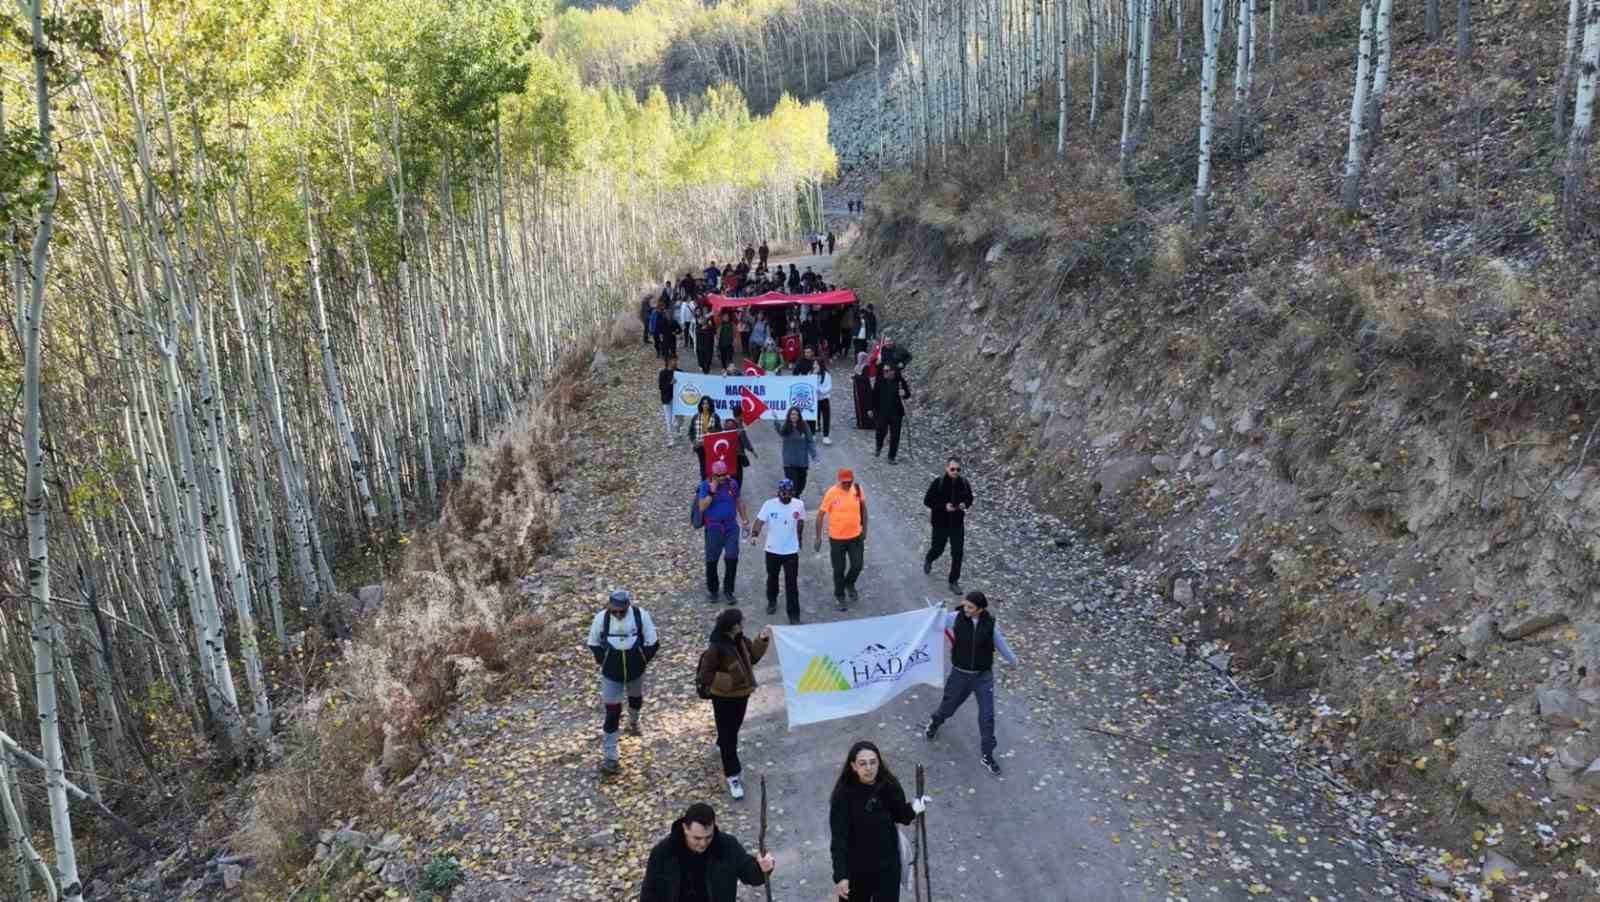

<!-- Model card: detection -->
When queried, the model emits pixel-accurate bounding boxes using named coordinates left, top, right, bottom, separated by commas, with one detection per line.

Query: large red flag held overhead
left=703, top=430, right=739, bottom=479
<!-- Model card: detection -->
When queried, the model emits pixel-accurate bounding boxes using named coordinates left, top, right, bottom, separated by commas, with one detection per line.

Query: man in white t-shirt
left=749, top=478, right=806, bottom=624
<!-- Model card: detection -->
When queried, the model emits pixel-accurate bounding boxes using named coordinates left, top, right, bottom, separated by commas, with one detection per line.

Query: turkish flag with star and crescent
left=703, top=430, right=739, bottom=478
left=739, top=387, right=769, bottom=425
left=741, top=359, right=766, bottom=376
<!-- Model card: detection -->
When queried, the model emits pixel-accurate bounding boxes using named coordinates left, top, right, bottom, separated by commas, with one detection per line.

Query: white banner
left=771, top=607, right=947, bottom=728
left=672, top=372, right=820, bottom=422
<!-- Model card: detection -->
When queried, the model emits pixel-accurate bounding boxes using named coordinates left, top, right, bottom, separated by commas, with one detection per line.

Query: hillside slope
left=841, top=0, right=1600, bottom=895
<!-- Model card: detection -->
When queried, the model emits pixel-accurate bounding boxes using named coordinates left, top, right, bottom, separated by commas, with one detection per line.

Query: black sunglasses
left=947, top=466, right=961, bottom=473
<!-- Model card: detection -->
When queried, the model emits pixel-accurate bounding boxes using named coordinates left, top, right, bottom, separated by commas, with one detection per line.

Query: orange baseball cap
left=838, top=468, right=854, bottom=481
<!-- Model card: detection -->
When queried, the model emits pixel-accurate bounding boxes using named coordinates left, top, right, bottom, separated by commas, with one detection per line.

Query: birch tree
left=1565, top=0, right=1600, bottom=213
left=1194, top=0, right=1226, bottom=229
left=1557, top=0, right=1590, bottom=144
left=17, top=0, right=85, bottom=895
left=1342, top=0, right=1377, bottom=214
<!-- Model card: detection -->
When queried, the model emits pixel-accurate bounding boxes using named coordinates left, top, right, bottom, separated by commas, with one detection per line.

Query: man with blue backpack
left=694, top=460, right=748, bottom=604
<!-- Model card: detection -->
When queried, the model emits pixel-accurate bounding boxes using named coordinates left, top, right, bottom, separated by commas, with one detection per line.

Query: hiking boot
left=888, top=458, right=898, bottom=466
left=923, top=559, right=932, bottom=575
left=766, top=602, right=777, bottom=615
left=599, top=757, right=620, bottom=775
left=626, top=713, right=642, bottom=737
left=980, top=753, right=1002, bottom=776
left=707, top=591, right=720, bottom=603
left=723, top=591, right=738, bottom=605
left=835, top=595, right=847, bottom=611
left=949, top=581, right=962, bottom=595
left=728, top=775, right=746, bottom=800
left=874, top=447, right=882, bottom=458
left=846, top=586, right=859, bottom=602
left=924, top=717, right=939, bottom=740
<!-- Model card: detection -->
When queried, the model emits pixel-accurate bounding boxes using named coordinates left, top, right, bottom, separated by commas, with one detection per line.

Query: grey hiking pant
left=930, top=667, right=996, bottom=756
left=600, top=675, right=643, bottom=762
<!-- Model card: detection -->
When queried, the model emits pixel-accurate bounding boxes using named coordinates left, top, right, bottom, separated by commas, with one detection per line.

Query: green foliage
left=419, top=852, right=465, bottom=898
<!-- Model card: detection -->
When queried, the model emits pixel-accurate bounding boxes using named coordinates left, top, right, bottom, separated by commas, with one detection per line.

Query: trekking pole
left=760, top=775, right=774, bottom=902
left=916, top=763, right=933, bottom=901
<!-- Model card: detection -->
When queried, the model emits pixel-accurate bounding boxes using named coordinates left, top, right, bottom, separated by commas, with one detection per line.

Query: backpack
left=690, top=481, right=707, bottom=530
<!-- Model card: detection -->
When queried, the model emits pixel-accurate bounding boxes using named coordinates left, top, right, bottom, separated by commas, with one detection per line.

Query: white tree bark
left=1557, top=0, right=1586, bottom=143
left=1194, top=0, right=1225, bottom=229
left=21, top=1, right=84, bottom=895
left=1366, top=0, right=1394, bottom=145
left=1342, top=0, right=1377, bottom=214
left=1566, top=0, right=1600, bottom=209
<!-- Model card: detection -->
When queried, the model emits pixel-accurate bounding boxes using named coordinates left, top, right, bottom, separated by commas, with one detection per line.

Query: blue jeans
left=704, top=522, right=740, bottom=596
left=930, top=668, right=996, bottom=756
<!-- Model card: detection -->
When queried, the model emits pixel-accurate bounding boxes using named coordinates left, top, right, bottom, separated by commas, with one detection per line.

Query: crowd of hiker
left=625, top=243, right=1015, bottom=901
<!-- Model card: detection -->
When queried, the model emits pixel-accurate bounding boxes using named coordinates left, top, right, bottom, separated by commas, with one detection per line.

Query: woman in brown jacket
left=697, top=608, right=771, bottom=800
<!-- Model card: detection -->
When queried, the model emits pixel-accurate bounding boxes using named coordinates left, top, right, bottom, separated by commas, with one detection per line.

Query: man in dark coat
left=872, top=363, right=911, bottom=464
left=923, top=456, right=975, bottom=592
left=640, top=803, right=774, bottom=902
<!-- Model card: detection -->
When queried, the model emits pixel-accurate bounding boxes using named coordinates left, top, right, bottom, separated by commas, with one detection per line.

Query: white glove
left=911, top=795, right=931, bottom=814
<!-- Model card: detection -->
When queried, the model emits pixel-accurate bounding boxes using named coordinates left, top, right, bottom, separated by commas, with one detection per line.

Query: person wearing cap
left=749, top=478, right=806, bottom=624
left=641, top=801, right=775, bottom=902
left=923, top=591, right=1017, bottom=776
left=697, top=460, right=748, bottom=603
left=814, top=468, right=867, bottom=611
left=586, top=590, right=661, bottom=774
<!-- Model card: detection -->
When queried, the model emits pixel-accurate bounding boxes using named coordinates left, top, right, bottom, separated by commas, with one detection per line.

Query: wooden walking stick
left=760, top=775, right=774, bottom=902
left=916, top=763, right=933, bottom=901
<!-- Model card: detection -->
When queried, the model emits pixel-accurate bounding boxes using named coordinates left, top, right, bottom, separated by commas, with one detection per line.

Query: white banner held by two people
left=672, top=372, right=820, bottom=422
left=769, top=607, right=947, bottom=728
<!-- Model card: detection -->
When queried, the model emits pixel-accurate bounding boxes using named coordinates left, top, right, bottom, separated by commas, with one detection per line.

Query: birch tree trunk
left=1231, top=0, right=1253, bottom=151
left=1136, top=0, right=1155, bottom=144
left=1366, top=0, right=1394, bottom=146
left=1565, top=0, right=1600, bottom=213
left=1194, top=0, right=1225, bottom=230
left=1342, top=0, right=1377, bottom=214
left=1557, top=0, right=1587, bottom=144
left=1119, top=0, right=1140, bottom=174
left=1426, top=0, right=1440, bottom=40
left=1057, top=0, right=1069, bottom=155
left=1456, top=0, right=1470, bottom=61
left=21, top=1, right=84, bottom=895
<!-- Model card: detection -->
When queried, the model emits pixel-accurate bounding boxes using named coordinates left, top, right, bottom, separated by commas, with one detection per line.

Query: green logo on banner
left=796, top=656, right=851, bottom=693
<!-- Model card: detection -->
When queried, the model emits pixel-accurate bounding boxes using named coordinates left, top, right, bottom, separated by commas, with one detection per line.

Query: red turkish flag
left=703, top=430, right=739, bottom=478
left=739, top=387, right=769, bottom=425
left=780, top=333, right=801, bottom=363
left=741, top=359, right=766, bottom=376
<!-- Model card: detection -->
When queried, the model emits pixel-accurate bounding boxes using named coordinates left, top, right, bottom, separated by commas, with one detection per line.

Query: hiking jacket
left=586, top=606, right=660, bottom=683
left=773, top=421, right=818, bottom=468
left=640, top=820, right=767, bottom=902
left=829, top=779, right=915, bottom=883
left=697, top=629, right=770, bottom=699
left=923, top=475, right=974, bottom=529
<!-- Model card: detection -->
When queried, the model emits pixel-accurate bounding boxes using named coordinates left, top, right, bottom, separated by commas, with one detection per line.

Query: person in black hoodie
left=640, top=802, right=774, bottom=902
left=659, top=355, right=679, bottom=447
left=827, top=741, right=930, bottom=902
left=922, top=456, right=975, bottom=593
left=871, top=363, right=912, bottom=464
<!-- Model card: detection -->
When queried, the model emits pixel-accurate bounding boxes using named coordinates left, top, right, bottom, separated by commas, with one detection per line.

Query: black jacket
left=923, top=475, right=974, bottom=529
left=872, top=374, right=911, bottom=422
left=658, top=369, right=675, bottom=405
left=829, top=779, right=915, bottom=882
left=640, top=820, right=766, bottom=902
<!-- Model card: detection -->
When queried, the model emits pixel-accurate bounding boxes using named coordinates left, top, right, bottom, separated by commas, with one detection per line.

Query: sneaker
left=599, top=758, right=620, bottom=775
left=980, top=753, right=1002, bottom=776
left=766, top=602, right=777, bottom=615
left=923, top=559, right=932, bottom=575
left=949, top=581, right=962, bottom=595
left=707, top=591, right=720, bottom=603
left=728, top=776, right=746, bottom=800
left=788, top=616, right=800, bottom=625
left=835, top=595, right=847, bottom=611
left=723, top=592, right=738, bottom=605
left=874, top=448, right=882, bottom=458
left=846, top=586, right=859, bottom=602
left=888, top=458, right=898, bottom=466
left=823, top=437, right=833, bottom=446
left=924, top=717, right=939, bottom=740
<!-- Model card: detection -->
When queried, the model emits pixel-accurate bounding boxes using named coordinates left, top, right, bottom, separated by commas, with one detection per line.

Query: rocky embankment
left=840, top=212, right=1600, bottom=897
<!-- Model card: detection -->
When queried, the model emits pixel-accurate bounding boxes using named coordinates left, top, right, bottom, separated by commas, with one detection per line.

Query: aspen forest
left=4, top=0, right=1600, bottom=897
